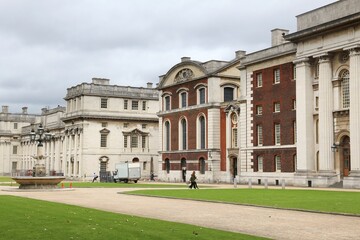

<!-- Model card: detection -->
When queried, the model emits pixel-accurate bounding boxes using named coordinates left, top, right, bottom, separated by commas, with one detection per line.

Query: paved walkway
left=1, top=185, right=360, bottom=240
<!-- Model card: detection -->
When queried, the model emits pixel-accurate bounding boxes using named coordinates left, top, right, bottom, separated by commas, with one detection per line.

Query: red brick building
left=157, top=54, right=243, bottom=182
left=237, top=29, right=297, bottom=185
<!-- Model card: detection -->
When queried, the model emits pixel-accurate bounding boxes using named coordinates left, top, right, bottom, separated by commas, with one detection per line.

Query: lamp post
left=30, top=124, right=52, bottom=177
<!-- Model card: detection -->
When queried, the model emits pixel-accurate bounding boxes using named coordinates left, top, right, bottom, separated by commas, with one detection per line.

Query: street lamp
left=30, top=124, right=52, bottom=177
left=331, top=143, right=340, bottom=152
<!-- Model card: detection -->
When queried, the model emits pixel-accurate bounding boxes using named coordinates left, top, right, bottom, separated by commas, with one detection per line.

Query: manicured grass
left=0, top=196, right=265, bottom=240
left=61, top=181, right=187, bottom=188
left=0, top=176, right=14, bottom=182
left=125, top=188, right=360, bottom=215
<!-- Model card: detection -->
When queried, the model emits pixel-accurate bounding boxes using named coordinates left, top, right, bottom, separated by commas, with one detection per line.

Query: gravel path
left=1, top=186, right=360, bottom=240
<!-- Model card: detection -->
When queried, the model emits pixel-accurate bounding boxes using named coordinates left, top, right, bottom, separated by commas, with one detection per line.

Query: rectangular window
left=14, top=123, right=18, bottom=129
left=13, top=146, right=18, bottom=154
left=142, top=136, right=146, bottom=148
left=224, top=87, right=234, bottom=102
left=101, top=122, right=108, bottom=128
left=124, top=135, right=128, bottom=148
left=257, top=73, right=263, bottom=87
left=275, top=155, right=281, bottom=172
left=315, top=96, right=319, bottom=110
left=100, top=134, right=107, bottom=147
left=274, top=102, right=280, bottom=113
left=142, top=101, right=147, bottom=111
left=275, top=123, right=281, bottom=145
left=132, top=101, right=139, bottom=110
left=142, top=124, right=147, bottom=129
left=131, top=135, right=138, bottom=148
left=199, top=88, right=206, bottom=104
left=101, top=98, right=108, bottom=108
left=258, top=156, right=263, bottom=172
left=232, top=128, right=238, bottom=148
left=274, top=69, right=280, bottom=84
left=123, top=123, right=129, bottom=128
left=257, top=125, right=263, bottom=146
left=257, top=105, right=263, bottom=115
left=124, top=99, right=128, bottom=110
left=164, top=96, right=170, bottom=111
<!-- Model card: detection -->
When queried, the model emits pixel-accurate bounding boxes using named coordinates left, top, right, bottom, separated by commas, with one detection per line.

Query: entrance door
left=230, top=157, right=237, bottom=179
left=342, top=136, right=350, bottom=177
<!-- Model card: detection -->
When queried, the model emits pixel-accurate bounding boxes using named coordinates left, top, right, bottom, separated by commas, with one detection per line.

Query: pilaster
left=349, top=47, right=360, bottom=174
left=294, top=57, right=315, bottom=172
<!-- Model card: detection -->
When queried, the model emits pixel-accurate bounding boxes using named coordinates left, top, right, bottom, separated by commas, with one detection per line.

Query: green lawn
left=0, top=176, right=14, bottom=182
left=0, top=195, right=265, bottom=240
left=125, top=188, right=360, bottom=215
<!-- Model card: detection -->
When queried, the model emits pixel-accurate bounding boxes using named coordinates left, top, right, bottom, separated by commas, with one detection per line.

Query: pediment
left=122, top=128, right=149, bottom=136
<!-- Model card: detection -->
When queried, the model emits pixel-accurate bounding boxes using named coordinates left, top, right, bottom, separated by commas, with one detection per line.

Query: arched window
left=341, top=70, right=350, bottom=109
left=179, top=118, right=187, bottom=150
left=198, top=115, right=206, bottom=149
left=164, top=121, right=170, bottom=151
left=165, top=159, right=170, bottom=174
left=199, top=158, right=205, bottom=174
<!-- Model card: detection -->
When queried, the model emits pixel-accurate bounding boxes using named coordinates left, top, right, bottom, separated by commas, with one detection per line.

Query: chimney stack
left=2, top=105, right=8, bottom=114
left=147, top=82, right=153, bottom=88
left=22, top=107, right=28, bottom=114
left=271, top=28, right=289, bottom=47
left=181, top=57, right=191, bottom=62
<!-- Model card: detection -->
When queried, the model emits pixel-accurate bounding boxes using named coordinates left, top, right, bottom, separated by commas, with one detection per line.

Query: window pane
left=258, top=156, right=263, bottom=171
left=342, top=70, right=350, bottom=109
left=131, top=135, right=138, bottom=148
left=274, top=69, right=280, bottom=84
left=182, top=119, right=187, bottom=149
left=165, top=122, right=170, bottom=151
left=275, top=123, right=281, bottom=145
left=142, top=101, right=147, bottom=111
left=132, top=101, right=139, bottom=110
left=275, top=156, right=281, bottom=171
left=224, top=87, right=234, bottom=102
left=199, top=88, right=205, bottom=104
left=200, top=116, right=205, bottom=149
left=101, top=98, right=108, bottom=108
left=142, top=136, right=146, bottom=148
left=181, top=92, right=187, bottom=108
left=257, top=73, right=263, bottom=87
left=199, top=158, right=205, bottom=174
left=124, top=135, right=128, bottom=148
left=165, top=96, right=170, bottom=110
left=124, top=99, right=128, bottom=110
left=100, top=134, right=107, bottom=147
left=257, top=125, right=263, bottom=146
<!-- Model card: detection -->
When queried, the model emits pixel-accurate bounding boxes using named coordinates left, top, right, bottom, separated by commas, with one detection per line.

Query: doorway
left=341, top=136, right=350, bottom=177
left=230, top=157, right=238, bottom=179
left=181, top=158, right=187, bottom=182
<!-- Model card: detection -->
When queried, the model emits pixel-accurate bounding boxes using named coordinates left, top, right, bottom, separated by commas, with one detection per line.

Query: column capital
left=343, top=44, right=360, bottom=54
left=293, top=57, right=310, bottom=66
left=314, top=53, right=333, bottom=63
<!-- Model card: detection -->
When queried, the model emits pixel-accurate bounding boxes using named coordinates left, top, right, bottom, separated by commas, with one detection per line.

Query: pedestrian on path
left=92, top=173, right=98, bottom=183
left=189, top=171, right=199, bottom=189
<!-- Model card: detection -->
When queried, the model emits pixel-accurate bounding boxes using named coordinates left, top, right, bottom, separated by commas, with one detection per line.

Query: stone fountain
left=12, top=124, right=65, bottom=189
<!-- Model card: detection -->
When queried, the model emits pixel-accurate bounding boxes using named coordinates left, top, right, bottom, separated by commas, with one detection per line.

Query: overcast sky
left=0, top=0, right=335, bottom=114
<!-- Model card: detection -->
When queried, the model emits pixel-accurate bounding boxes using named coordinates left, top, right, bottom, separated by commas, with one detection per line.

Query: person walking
left=189, top=171, right=199, bottom=189
left=92, top=173, right=98, bottom=183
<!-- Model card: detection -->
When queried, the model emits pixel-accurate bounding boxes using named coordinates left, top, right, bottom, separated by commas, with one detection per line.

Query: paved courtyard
left=1, top=184, right=360, bottom=240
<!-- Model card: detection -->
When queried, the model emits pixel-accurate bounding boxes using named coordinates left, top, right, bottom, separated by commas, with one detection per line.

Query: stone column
left=349, top=47, right=360, bottom=176
left=294, top=58, right=315, bottom=172
left=318, top=54, right=335, bottom=173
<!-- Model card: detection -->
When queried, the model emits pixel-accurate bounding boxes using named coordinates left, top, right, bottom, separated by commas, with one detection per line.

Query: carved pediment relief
left=175, top=68, right=194, bottom=82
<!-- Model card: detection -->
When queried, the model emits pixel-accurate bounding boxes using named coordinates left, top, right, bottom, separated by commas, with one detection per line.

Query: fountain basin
left=12, top=176, right=66, bottom=189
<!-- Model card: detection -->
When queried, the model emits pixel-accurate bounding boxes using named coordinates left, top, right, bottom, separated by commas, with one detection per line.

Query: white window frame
left=257, top=73, right=263, bottom=87
left=257, top=125, right=263, bottom=146
left=275, top=123, right=281, bottom=145
left=257, top=105, right=263, bottom=115
left=274, top=102, right=280, bottom=113
left=275, top=155, right=281, bottom=172
left=258, top=156, right=263, bottom=172
left=274, top=69, right=280, bottom=84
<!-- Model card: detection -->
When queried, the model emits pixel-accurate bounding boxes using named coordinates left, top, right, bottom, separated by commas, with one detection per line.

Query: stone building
left=61, top=78, right=159, bottom=180
left=0, top=106, right=39, bottom=175
left=7, top=78, right=159, bottom=181
left=157, top=53, right=244, bottom=183
left=284, top=0, right=360, bottom=188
